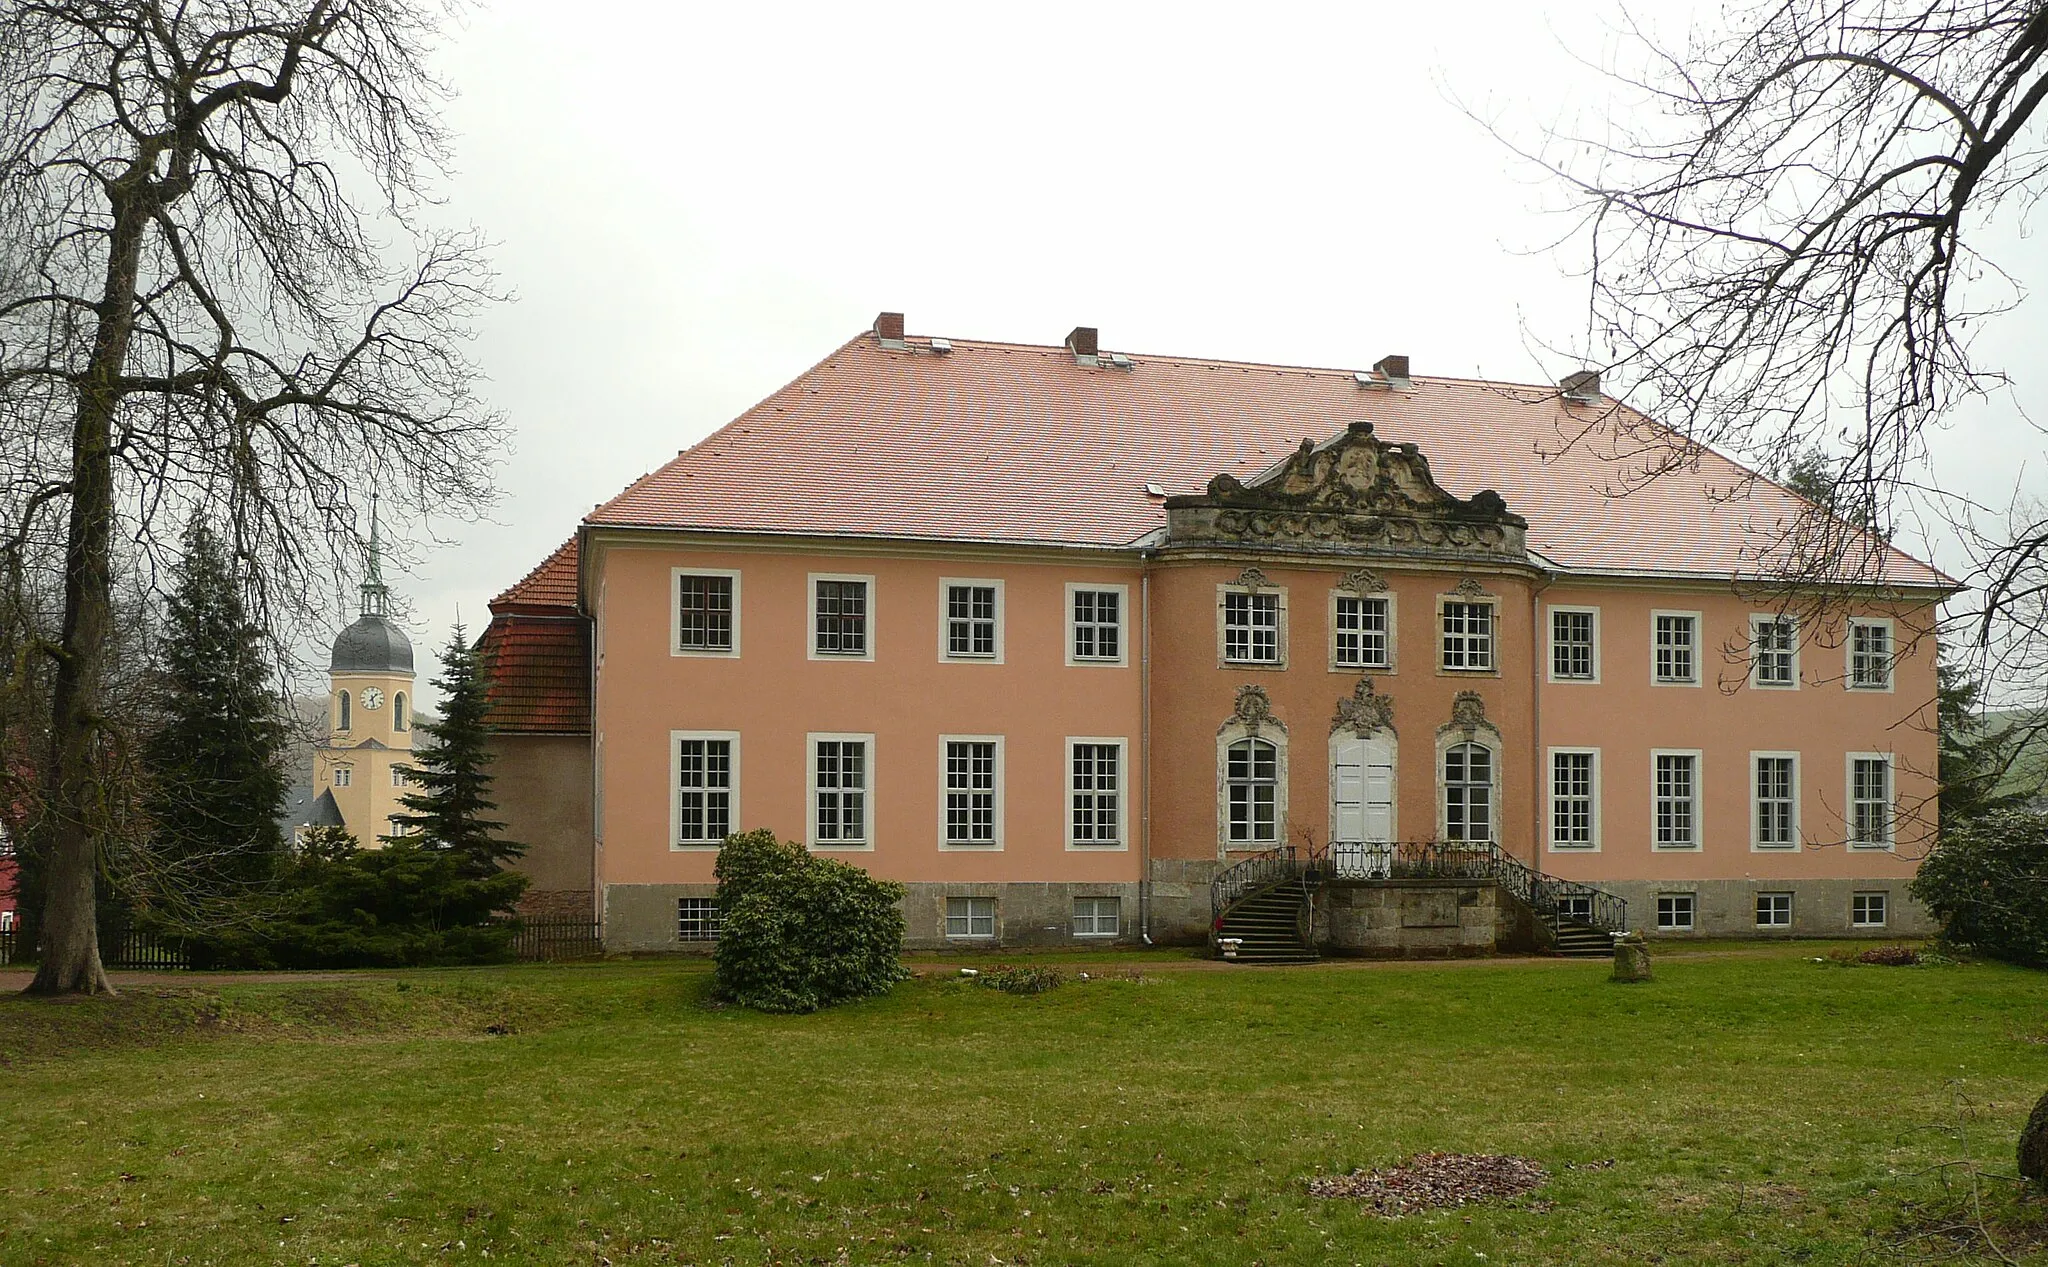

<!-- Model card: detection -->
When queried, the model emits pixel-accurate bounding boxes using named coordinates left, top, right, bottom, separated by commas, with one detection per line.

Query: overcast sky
left=360, top=0, right=2044, bottom=704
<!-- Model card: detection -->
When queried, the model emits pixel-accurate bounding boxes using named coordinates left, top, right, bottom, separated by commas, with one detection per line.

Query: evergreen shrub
left=1911, top=808, right=2048, bottom=966
left=713, top=829, right=906, bottom=1013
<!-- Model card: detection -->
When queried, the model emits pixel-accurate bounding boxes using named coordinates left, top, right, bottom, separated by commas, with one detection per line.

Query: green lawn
left=3, top=945, right=2046, bottom=1265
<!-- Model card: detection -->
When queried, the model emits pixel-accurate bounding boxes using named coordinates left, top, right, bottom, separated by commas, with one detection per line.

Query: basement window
left=678, top=897, right=722, bottom=942
left=1655, top=894, right=1696, bottom=932
left=945, top=897, right=996, bottom=939
left=1755, top=892, right=1792, bottom=928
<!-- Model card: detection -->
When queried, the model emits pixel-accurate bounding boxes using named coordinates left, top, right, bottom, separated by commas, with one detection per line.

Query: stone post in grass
left=2020, top=1089, right=2048, bottom=1188
left=1610, top=930, right=1652, bottom=983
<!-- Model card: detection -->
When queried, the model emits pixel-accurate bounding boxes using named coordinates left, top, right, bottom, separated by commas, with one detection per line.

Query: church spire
left=360, top=493, right=388, bottom=618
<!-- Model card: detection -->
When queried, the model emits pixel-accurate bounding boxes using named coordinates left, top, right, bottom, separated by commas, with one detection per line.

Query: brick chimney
left=1066, top=326, right=1099, bottom=367
left=1373, top=354, right=1410, bottom=385
left=1560, top=369, right=1601, bottom=401
left=874, top=311, right=906, bottom=349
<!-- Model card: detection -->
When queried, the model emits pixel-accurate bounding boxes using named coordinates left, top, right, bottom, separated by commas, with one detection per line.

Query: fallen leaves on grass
left=1309, top=1152, right=1548, bottom=1215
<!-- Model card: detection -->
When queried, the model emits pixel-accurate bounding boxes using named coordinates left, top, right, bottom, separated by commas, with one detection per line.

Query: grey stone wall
left=1314, top=879, right=1502, bottom=957
left=1597, top=878, right=1935, bottom=939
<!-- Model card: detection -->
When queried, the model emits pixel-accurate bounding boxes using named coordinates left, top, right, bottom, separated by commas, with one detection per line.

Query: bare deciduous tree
left=0, top=0, right=504, bottom=995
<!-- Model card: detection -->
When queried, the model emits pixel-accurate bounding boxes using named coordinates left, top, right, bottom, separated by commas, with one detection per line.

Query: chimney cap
left=874, top=311, right=906, bottom=349
left=1560, top=369, right=1602, bottom=401
left=1373, top=354, right=1411, bottom=384
left=1065, top=326, right=1099, bottom=365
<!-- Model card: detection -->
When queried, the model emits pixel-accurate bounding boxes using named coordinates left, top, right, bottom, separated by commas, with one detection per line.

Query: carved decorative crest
left=1332, top=678, right=1394, bottom=736
left=1338, top=567, right=1389, bottom=595
left=1223, top=684, right=1282, bottom=736
left=1452, top=576, right=1491, bottom=599
left=1438, top=690, right=1501, bottom=742
left=1234, top=566, right=1270, bottom=591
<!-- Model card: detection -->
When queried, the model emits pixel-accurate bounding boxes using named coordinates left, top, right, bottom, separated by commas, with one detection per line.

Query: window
left=332, top=764, right=353, bottom=788
left=674, top=733, right=737, bottom=847
left=1225, top=737, right=1279, bottom=844
left=1072, top=896, right=1121, bottom=938
left=1069, top=740, right=1124, bottom=848
left=1441, top=602, right=1494, bottom=671
left=1756, top=892, right=1793, bottom=929
left=1223, top=590, right=1281, bottom=664
left=1751, top=616, right=1797, bottom=688
left=1556, top=894, right=1593, bottom=923
left=1851, top=891, right=1889, bottom=928
left=941, top=580, right=1002, bottom=661
left=1753, top=754, right=1797, bottom=850
left=945, top=896, right=995, bottom=938
left=1849, top=755, right=1893, bottom=849
left=1549, top=607, right=1597, bottom=681
left=1653, top=752, right=1700, bottom=849
left=1848, top=619, right=1893, bottom=690
left=809, top=575, right=873, bottom=659
left=393, top=692, right=408, bottom=732
left=385, top=816, right=404, bottom=839
left=1068, top=586, right=1126, bottom=665
left=1653, top=612, right=1699, bottom=685
left=1549, top=750, right=1597, bottom=850
left=809, top=735, right=871, bottom=848
left=338, top=689, right=351, bottom=731
left=1656, top=893, right=1696, bottom=931
left=677, top=896, right=722, bottom=941
left=0, top=910, right=13, bottom=933
left=391, top=766, right=410, bottom=789
left=1443, top=742, right=1494, bottom=841
left=942, top=738, right=1000, bottom=847
left=674, top=571, right=738, bottom=655
left=1334, top=595, right=1391, bottom=669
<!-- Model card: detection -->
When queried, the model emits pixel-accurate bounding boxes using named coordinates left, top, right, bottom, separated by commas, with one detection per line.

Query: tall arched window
left=393, top=692, right=408, bottom=732
left=1226, top=738, right=1279, bottom=844
left=1443, top=742, right=1493, bottom=841
left=338, top=689, right=351, bottom=731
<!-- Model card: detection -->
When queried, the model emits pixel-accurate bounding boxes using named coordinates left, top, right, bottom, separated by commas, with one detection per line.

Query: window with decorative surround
left=1332, top=569, right=1392, bottom=670
left=1848, top=619, right=1893, bottom=690
left=1441, top=584, right=1496, bottom=671
left=1220, top=570, right=1284, bottom=665
left=1443, top=742, right=1494, bottom=841
left=332, top=764, right=352, bottom=788
left=1225, top=737, right=1279, bottom=844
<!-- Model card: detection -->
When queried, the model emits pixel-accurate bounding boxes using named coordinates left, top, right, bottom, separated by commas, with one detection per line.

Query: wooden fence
left=502, top=917, right=604, bottom=962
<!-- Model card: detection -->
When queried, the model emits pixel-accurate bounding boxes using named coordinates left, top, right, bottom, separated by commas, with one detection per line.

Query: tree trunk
left=24, top=190, right=149, bottom=997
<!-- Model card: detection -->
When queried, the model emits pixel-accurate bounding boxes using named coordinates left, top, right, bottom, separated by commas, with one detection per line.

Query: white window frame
left=806, top=732, right=875, bottom=851
left=1650, top=749, right=1703, bottom=851
left=1851, top=891, right=1890, bottom=928
left=677, top=896, right=722, bottom=942
left=1546, top=747, right=1601, bottom=852
left=1066, top=736, right=1129, bottom=850
left=807, top=573, right=876, bottom=662
left=1846, top=617, right=1895, bottom=692
left=1065, top=583, right=1130, bottom=668
left=1750, top=751, right=1800, bottom=851
left=391, top=766, right=410, bottom=789
left=1846, top=752, right=1896, bottom=851
left=332, top=764, right=352, bottom=788
left=1217, top=582, right=1287, bottom=668
left=1546, top=605, right=1601, bottom=683
left=1651, top=610, right=1702, bottom=687
left=939, top=735, right=1004, bottom=850
left=938, top=577, right=1005, bottom=664
left=1330, top=589, right=1395, bottom=672
left=671, top=729, right=740, bottom=850
left=1749, top=614, right=1799, bottom=689
left=671, top=567, right=742, bottom=658
left=945, top=895, right=997, bottom=939
left=1439, top=598, right=1497, bottom=672
left=1755, top=891, right=1793, bottom=929
left=1221, top=734, right=1284, bottom=849
left=1439, top=736, right=1500, bottom=843
left=1655, top=892, right=1697, bottom=932
left=1072, top=896, right=1121, bottom=938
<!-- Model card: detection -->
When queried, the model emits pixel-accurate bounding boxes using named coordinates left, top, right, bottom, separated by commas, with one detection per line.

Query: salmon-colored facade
left=485, top=317, right=1953, bottom=950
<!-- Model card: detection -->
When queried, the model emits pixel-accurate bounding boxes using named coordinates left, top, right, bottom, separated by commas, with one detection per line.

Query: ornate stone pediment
left=1220, top=684, right=1283, bottom=736
left=1332, top=678, right=1394, bottom=736
left=1437, top=690, right=1501, bottom=742
left=1163, top=421, right=1526, bottom=564
left=1338, top=567, right=1389, bottom=595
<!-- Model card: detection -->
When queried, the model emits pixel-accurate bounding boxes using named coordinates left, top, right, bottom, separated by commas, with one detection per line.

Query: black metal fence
left=102, top=926, right=191, bottom=970
left=502, top=917, right=604, bottom=962
left=0, top=928, right=13, bottom=966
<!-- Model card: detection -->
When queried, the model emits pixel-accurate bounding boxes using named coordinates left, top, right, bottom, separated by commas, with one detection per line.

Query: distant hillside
left=1981, top=709, right=2048, bottom=802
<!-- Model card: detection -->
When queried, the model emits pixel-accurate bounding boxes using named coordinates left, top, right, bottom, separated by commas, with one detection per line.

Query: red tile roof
left=478, top=614, right=590, bottom=735
left=492, top=537, right=580, bottom=612
left=587, top=330, right=1948, bottom=587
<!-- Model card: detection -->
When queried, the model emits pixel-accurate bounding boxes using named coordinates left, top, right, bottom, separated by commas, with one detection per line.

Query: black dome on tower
left=330, top=495, right=413, bottom=674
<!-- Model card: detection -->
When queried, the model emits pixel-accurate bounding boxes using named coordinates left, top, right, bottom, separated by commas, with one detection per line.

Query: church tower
left=308, top=501, right=417, bottom=845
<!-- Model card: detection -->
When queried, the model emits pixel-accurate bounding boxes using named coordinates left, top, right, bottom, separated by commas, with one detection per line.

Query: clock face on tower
left=360, top=688, right=384, bottom=711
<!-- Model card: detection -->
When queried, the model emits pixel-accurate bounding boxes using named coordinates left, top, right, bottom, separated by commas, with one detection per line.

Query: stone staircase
left=1549, top=921, right=1616, bottom=958
left=1214, top=881, right=1320, bottom=964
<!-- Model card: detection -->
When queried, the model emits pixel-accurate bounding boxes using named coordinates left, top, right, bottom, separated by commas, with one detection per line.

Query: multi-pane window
left=1223, top=591, right=1280, bottom=663
left=813, top=579, right=869, bottom=656
left=333, top=764, right=353, bottom=788
left=676, top=574, right=735, bottom=652
left=944, top=583, right=998, bottom=658
left=1071, top=589, right=1122, bottom=662
left=946, top=896, right=996, bottom=938
left=1850, top=757, right=1892, bottom=848
left=1551, top=609, right=1596, bottom=680
left=944, top=740, right=998, bottom=846
left=1444, top=742, right=1494, bottom=841
left=1653, top=753, right=1698, bottom=849
left=392, top=766, right=410, bottom=789
left=1754, top=755, right=1796, bottom=849
left=1752, top=617, right=1796, bottom=687
left=1070, top=743, right=1121, bottom=846
left=1756, top=892, right=1793, bottom=929
left=1550, top=751, right=1595, bottom=849
left=1072, top=897, right=1121, bottom=937
left=1441, top=602, right=1494, bottom=670
left=676, top=737, right=734, bottom=844
left=1556, top=894, right=1593, bottom=923
left=1851, top=892, right=1889, bottom=928
left=1334, top=595, right=1390, bottom=669
left=1656, top=893, right=1696, bottom=931
left=1654, top=614, right=1698, bottom=684
left=1225, top=738, right=1279, bottom=844
left=677, top=897, right=722, bottom=941
left=813, top=739, right=868, bottom=846
left=1849, top=621, right=1893, bottom=689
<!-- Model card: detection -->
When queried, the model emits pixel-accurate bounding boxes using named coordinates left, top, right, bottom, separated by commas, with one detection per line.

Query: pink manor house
left=469, top=314, right=1950, bottom=959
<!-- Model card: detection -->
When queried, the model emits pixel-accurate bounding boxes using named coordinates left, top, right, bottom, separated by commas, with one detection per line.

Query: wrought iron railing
left=1488, top=847, right=1629, bottom=936
left=1318, top=840, right=1629, bottom=939
left=1210, top=846, right=1308, bottom=923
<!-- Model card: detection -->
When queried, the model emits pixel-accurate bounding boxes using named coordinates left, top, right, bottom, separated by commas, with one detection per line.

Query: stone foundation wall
left=516, top=888, right=596, bottom=920
left=1597, top=878, right=1935, bottom=938
left=1315, top=879, right=1502, bottom=957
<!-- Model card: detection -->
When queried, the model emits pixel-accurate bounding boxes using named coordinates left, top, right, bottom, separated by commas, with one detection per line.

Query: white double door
left=1332, top=732, right=1395, bottom=878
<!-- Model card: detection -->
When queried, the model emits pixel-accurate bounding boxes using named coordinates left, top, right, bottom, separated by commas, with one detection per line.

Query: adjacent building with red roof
left=483, top=314, right=1951, bottom=954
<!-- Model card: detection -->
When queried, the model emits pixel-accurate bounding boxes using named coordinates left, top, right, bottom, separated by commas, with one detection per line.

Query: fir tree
left=141, top=520, right=289, bottom=897
left=393, top=625, right=523, bottom=877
